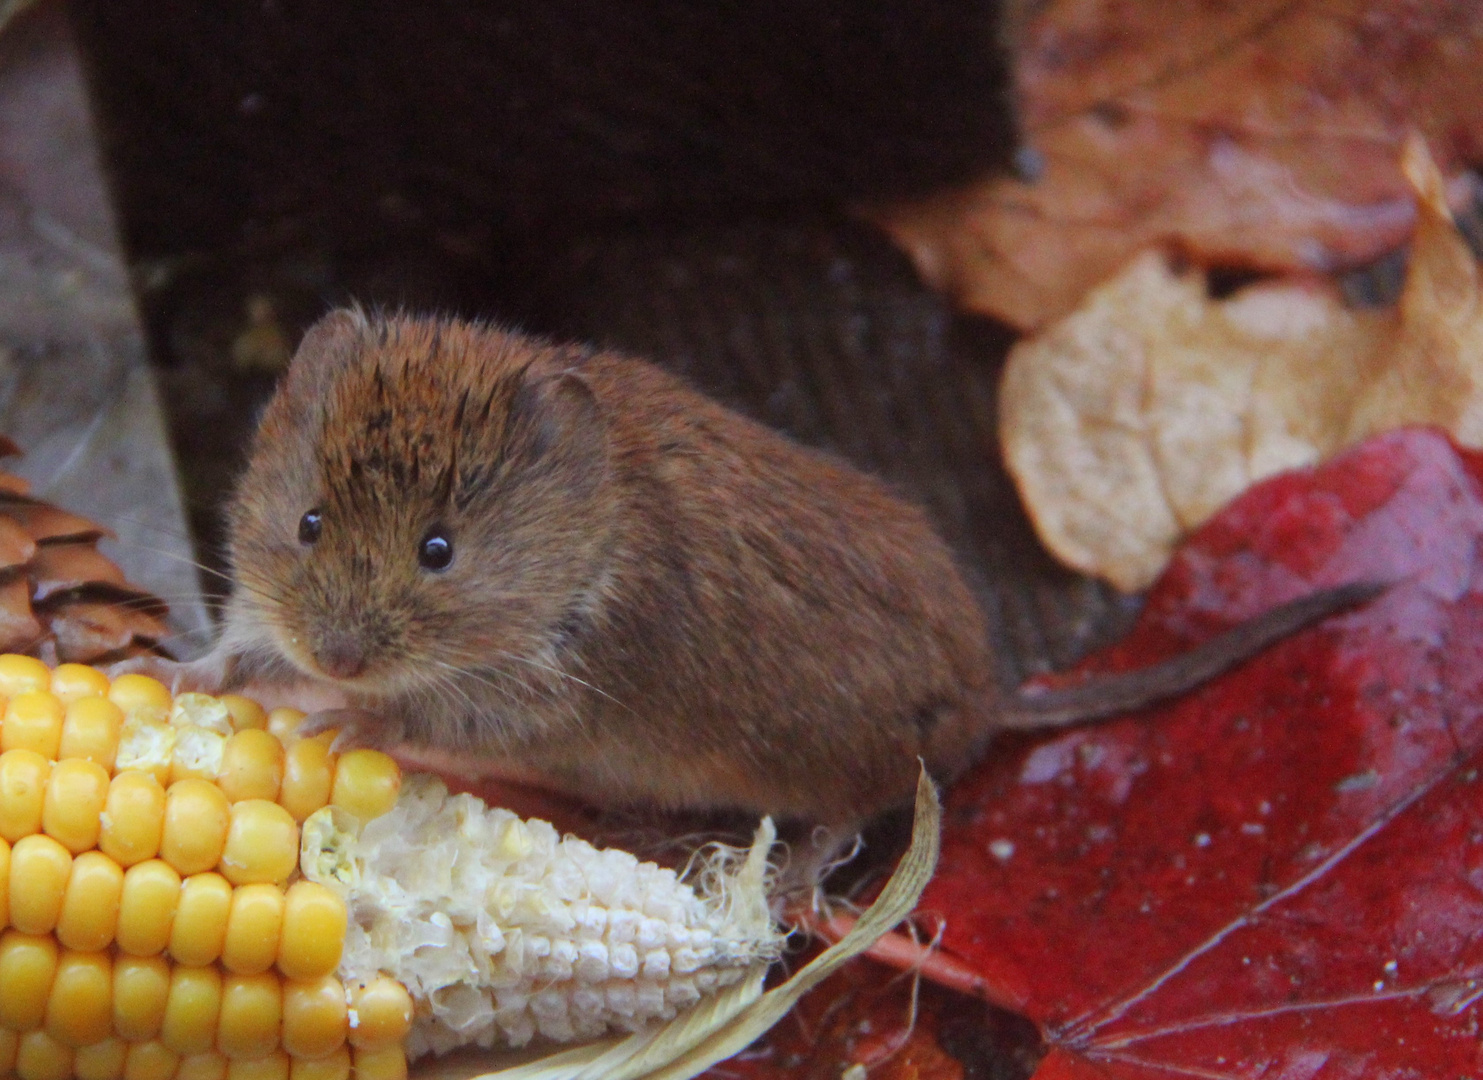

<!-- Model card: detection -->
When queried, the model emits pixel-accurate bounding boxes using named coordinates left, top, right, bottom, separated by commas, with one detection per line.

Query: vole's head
left=223, top=309, right=615, bottom=697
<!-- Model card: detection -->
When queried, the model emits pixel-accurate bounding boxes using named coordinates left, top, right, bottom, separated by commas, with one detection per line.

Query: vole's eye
left=298, top=510, right=322, bottom=545
left=418, top=527, right=454, bottom=571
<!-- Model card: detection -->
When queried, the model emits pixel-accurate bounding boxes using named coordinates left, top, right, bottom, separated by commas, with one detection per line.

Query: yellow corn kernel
left=10, top=833, right=72, bottom=934
left=219, top=730, right=286, bottom=804
left=171, top=725, right=228, bottom=785
left=44, top=949, right=113, bottom=1047
left=344, top=977, right=413, bottom=1051
left=0, top=1028, right=15, bottom=1073
left=349, top=1046, right=407, bottom=1080
left=15, top=1028, right=73, bottom=1080
left=227, top=1051, right=289, bottom=1080
left=281, top=975, right=348, bottom=1061
left=114, top=722, right=175, bottom=786
left=57, top=850, right=124, bottom=951
left=161, top=963, right=222, bottom=1056
left=73, top=1036, right=128, bottom=1080
left=161, top=778, right=231, bottom=875
left=50, top=663, right=110, bottom=705
left=217, top=971, right=283, bottom=1060
left=0, top=930, right=59, bottom=1030
left=169, top=872, right=233, bottom=967
left=0, top=654, right=51, bottom=696
left=277, top=881, right=347, bottom=980
left=223, top=883, right=285, bottom=975
left=100, top=770, right=167, bottom=867
left=178, top=1050, right=230, bottom=1080
left=289, top=1045, right=349, bottom=1080
left=123, top=1040, right=180, bottom=1080
left=0, top=748, right=51, bottom=842
left=116, top=859, right=181, bottom=956
left=0, top=747, right=49, bottom=845
left=279, top=733, right=335, bottom=823
left=330, top=749, right=400, bottom=822
left=58, top=697, right=124, bottom=770
left=222, top=696, right=268, bottom=732
left=2, top=691, right=66, bottom=758
left=0, top=834, right=10, bottom=927
left=171, top=693, right=233, bottom=735
left=42, top=756, right=110, bottom=853
left=266, top=708, right=306, bottom=745
left=108, top=674, right=172, bottom=724
left=113, top=954, right=171, bottom=1041
left=221, top=799, right=299, bottom=886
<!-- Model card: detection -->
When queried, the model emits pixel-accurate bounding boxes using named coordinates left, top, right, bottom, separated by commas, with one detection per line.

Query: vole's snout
left=314, top=630, right=368, bottom=680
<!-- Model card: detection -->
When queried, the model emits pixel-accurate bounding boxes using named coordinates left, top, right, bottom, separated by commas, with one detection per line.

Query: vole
left=143, top=309, right=1377, bottom=828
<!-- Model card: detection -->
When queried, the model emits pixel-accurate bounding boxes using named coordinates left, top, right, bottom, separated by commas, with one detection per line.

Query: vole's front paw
left=107, top=654, right=230, bottom=695
left=297, top=707, right=406, bottom=753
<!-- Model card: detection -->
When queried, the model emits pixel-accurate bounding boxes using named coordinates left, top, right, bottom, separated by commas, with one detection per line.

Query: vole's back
left=505, top=352, right=997, bottom=824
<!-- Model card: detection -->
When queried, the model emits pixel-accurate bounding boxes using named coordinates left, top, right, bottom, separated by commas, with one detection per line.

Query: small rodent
left=157, top=309, right=1377, bottom=828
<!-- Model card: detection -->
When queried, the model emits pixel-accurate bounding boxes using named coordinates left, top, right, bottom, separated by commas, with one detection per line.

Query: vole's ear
left=505, top=369, right=608, bottom=488
left=252, top=308, right=370, bottom=449
left=284, top=308, right=369, bottom=394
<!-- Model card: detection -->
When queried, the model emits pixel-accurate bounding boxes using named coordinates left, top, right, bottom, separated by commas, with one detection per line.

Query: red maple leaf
left=921, top=427, right=1483, bottom=1077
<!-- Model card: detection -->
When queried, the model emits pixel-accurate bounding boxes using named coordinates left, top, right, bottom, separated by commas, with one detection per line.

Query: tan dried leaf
left=872, top=0, right=1483, bottom=331
left=1001, top=138, right=1483, bottom=591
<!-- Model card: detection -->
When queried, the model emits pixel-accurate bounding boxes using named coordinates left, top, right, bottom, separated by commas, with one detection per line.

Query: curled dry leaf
left=870, top=0, right=1483, bottom=331
left=1001, top=139, right=1483, bottom=591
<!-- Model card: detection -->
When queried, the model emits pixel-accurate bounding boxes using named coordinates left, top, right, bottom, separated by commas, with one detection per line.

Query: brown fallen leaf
left=871, top=0, right=1483, bottom=331
left=1000, top=138, right=1483, bottom=591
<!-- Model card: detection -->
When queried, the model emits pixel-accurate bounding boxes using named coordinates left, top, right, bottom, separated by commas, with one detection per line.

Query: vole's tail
left=996, top=580, right=1386, bottom=731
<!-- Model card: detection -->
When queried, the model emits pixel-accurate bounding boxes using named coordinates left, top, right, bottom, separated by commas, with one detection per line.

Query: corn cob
left=0, top=656, right=787, bottom=1080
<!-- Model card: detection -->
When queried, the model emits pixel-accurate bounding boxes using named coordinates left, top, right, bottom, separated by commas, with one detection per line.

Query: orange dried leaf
left=872, top=0, right=1483, bottom=331
left=1001, top=139, right=1483, bottom=590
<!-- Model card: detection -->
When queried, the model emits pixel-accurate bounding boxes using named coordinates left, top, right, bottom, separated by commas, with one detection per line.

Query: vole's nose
left=315, top=633, right=367, bottom=679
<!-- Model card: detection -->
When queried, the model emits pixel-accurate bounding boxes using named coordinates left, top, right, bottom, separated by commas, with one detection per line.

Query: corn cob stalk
left=0, top=655, right=817, bottom=1080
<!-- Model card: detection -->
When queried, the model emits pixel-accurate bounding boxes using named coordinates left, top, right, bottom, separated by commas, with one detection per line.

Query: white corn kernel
left=304, top=775, right=782, bottom=1053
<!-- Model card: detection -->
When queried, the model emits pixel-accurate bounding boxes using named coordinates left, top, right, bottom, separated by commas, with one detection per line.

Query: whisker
left=416, top=663, right=528, bottom=748
left=427, top=659, right=521, bottom=714
left=427, top=656, right=597, bottom=744
left=93, top=512, right=199, bottom=547
left=98, top=537, right=235, bottom=587
left=112, top=592, right=229, bottom=612
left=481, top=648, right=634, bottom=716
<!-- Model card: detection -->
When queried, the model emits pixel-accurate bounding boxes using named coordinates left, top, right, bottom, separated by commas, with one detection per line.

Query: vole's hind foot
left=768, top=822, right=869, bottom=903
left=297, top=707, right=407, bottom=753
left=107, top=653, right=231, bottom=696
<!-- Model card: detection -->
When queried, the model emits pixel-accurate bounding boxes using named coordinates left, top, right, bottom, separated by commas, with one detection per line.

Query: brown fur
left=217, top=309, right=997, bottom=825
left=197, top=309, right=1377, bottom=831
